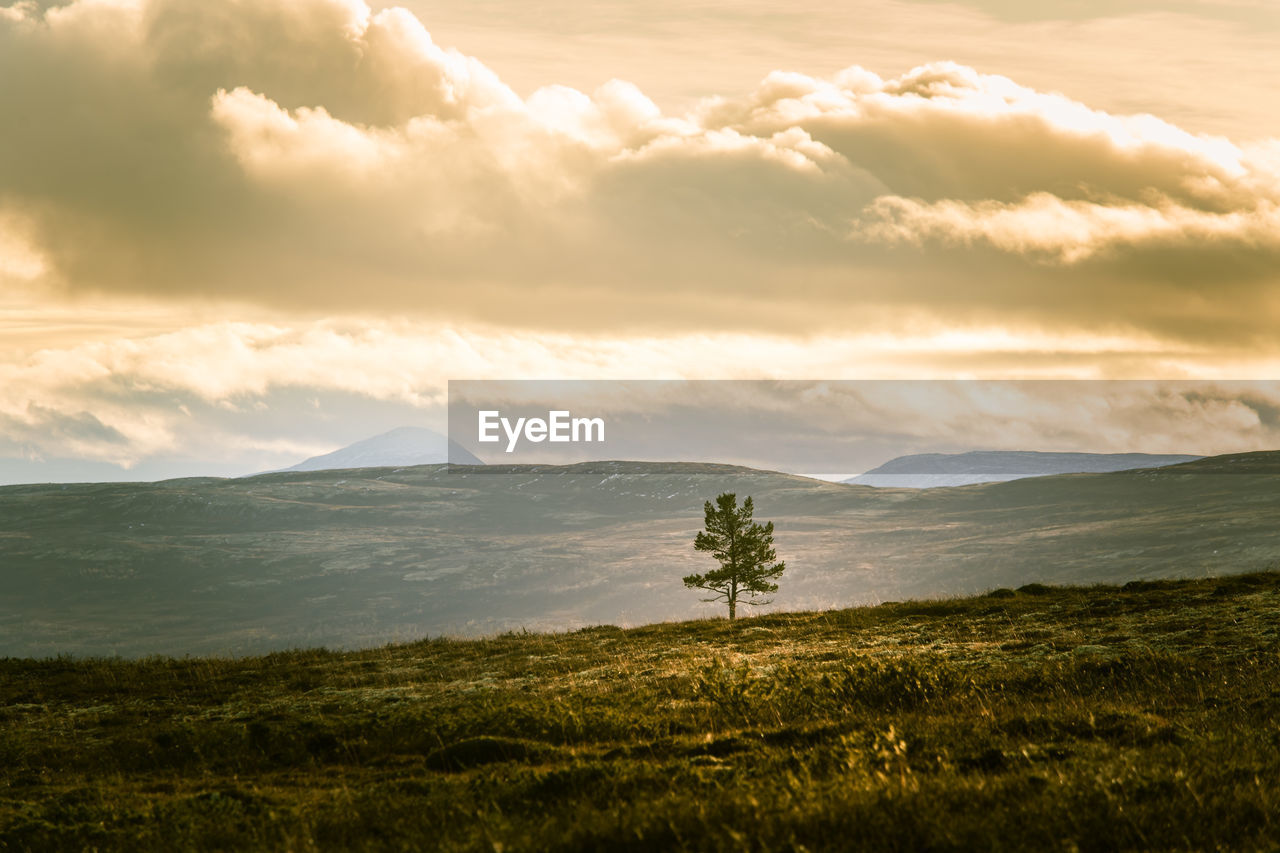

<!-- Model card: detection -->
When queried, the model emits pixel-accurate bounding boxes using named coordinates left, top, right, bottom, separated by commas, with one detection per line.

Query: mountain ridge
left=845, top=449, right=1202, bottom=488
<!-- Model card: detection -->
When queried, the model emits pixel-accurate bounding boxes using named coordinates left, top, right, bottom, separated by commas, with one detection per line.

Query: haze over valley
left=4, top=451, right=1278, bottom=657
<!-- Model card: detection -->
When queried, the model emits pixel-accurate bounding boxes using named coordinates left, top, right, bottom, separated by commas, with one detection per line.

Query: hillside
left=2, top=573, right=1279, bottom=851
left=845, top=450, right=1201, bottom=488
left=3, top=453, right=1280, bottom=657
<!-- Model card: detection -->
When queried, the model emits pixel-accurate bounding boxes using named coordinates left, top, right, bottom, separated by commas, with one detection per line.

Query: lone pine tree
left=684, top=492, right=786, bottom=620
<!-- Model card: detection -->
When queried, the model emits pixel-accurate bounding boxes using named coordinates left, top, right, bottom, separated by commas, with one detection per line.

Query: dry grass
left=3, top=571, right=1280, bottom=850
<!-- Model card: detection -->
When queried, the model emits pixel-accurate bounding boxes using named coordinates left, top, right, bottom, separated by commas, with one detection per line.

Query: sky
left=2, top=0, right=1280, bottom=482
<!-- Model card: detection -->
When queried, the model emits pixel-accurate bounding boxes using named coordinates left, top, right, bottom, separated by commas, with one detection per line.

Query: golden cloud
left=0, top=0, right=1278, bottom=344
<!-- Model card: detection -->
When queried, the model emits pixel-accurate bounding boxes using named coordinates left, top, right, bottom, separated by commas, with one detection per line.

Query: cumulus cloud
left=1, top=0, right=1279, bottom=344
left=859, top=194, right=1280, bottom=263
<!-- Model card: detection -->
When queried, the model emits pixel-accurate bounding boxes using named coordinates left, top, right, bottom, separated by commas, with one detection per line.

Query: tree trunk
left=728, top=597, right=736, bottom=620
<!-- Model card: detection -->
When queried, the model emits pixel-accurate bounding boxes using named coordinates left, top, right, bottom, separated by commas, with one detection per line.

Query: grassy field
left=3, top=571, right=1280, bottom=851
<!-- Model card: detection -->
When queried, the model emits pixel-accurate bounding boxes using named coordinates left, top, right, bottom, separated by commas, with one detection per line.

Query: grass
left=3, top=571, right=1280, bottom=851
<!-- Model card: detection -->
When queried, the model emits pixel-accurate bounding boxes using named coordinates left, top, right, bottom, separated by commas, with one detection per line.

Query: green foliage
left=2, top=571, right=1280, bottom=851
left=684, top=492, right=786, bottom=619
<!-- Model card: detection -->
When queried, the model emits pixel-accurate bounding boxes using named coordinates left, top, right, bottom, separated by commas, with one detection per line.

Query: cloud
left=10, top=312, right=1280, bottom=473
left=0, top=211, right=46, bottom=280
left=859, top=194, right=1280, bottom=263
left=0, top=405, right=128, bottom=460
left=1, top=0, right=1279, bottom=345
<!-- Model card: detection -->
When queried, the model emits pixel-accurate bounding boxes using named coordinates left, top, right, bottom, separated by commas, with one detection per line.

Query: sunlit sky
left=2, top=0, right=1280, bottom=481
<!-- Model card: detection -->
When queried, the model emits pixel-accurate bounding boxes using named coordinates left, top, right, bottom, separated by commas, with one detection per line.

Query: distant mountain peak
left=285, top=427, right=483, bottom=472
left=844, top=450, right=1202, bottom=489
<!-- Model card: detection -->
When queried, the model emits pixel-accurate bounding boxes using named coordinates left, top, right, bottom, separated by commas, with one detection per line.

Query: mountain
left=284, top=426, right=483, bottom=470
left=844, top=450, right=1202, bottom=488
left=2, top=451, right=1278, bottom=657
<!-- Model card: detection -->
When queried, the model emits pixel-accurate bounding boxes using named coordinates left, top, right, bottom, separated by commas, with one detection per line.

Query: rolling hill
left=1, top=452, right=1278, bottom=657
